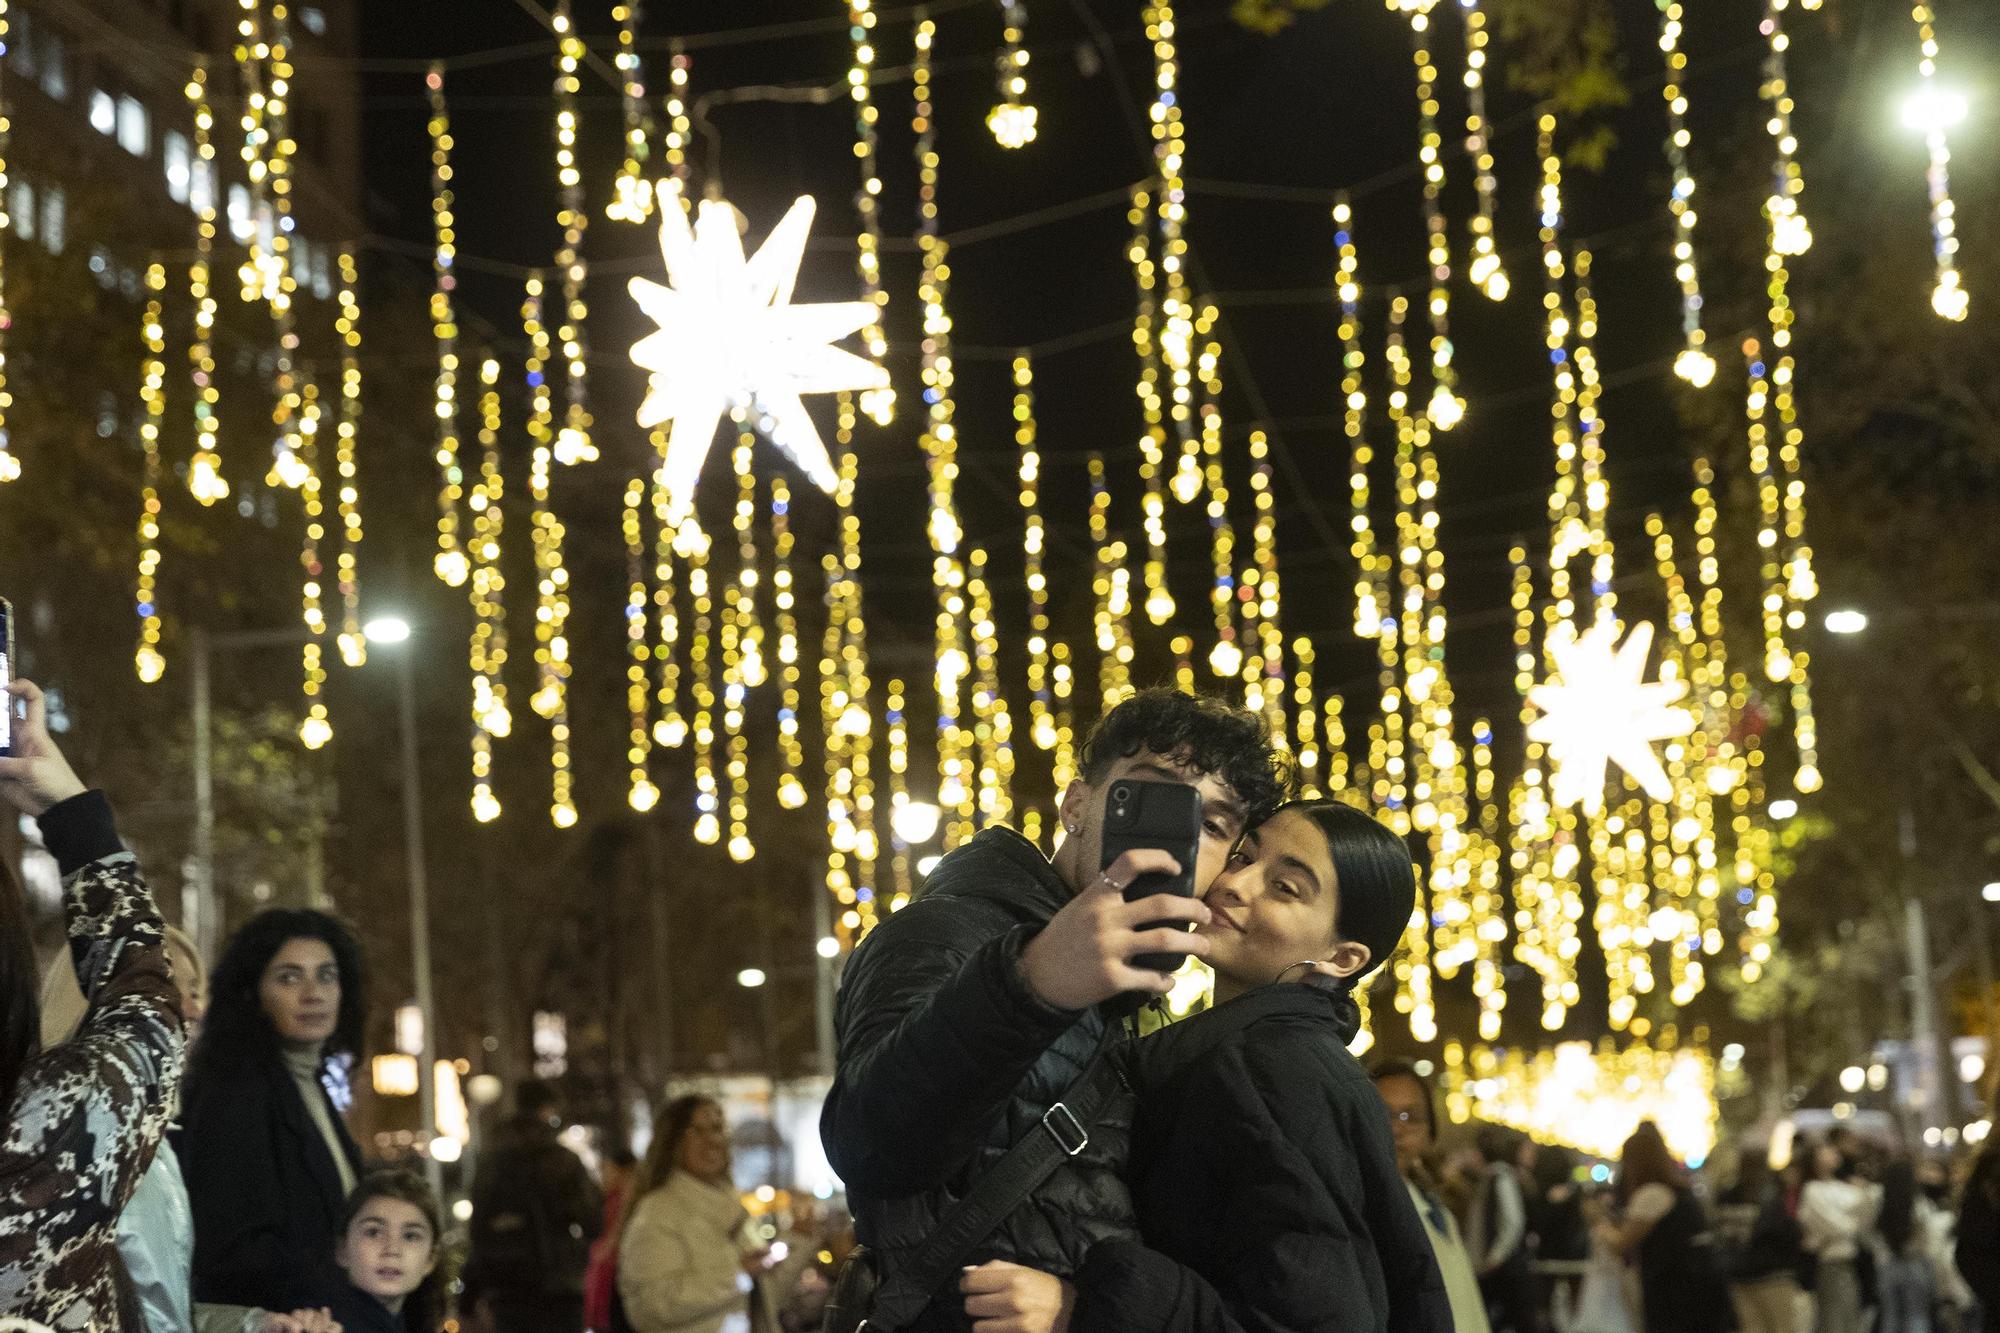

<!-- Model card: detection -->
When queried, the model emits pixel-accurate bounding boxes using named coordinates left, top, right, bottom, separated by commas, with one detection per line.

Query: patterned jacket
left=0, top=792, right=185, bottom=1330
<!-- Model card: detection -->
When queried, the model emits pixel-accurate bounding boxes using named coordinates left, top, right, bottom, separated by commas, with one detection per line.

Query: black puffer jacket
left=821, top=828, right=1142, bottom=1333
left=1074, top=982, right=1453, bottom=1333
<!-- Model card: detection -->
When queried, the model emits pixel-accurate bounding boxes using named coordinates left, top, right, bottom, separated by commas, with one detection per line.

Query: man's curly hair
left=1080, top=688, right=1290, bottom=821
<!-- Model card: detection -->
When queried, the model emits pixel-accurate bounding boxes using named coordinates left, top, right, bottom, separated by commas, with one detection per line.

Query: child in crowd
left=324, top=1172, right=443, bottom=1333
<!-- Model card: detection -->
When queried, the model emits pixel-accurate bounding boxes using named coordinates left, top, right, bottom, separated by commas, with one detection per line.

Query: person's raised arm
left=820, top=850, right=1207, bottom=1196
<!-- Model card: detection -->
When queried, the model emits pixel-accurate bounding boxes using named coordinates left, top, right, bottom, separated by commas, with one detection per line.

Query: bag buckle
left=1041, top=1102, right=1089, bottom=1157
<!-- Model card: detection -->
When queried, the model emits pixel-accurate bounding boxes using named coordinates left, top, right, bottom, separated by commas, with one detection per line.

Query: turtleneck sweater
left=282, top=1043, right=357, bottom=1198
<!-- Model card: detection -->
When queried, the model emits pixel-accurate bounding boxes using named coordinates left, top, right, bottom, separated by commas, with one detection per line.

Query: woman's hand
left=258, top=1310, right=343, bottom=1333
left=960, top=1261, right=1076, bottom=1333
left=0, top=680, right=86, bottom=817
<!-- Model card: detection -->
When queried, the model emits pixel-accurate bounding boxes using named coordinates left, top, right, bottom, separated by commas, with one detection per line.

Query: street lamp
left=1983, top=882, right=2000, bottom=904
left=1824, top=609, right=1870, bottom=635
left=737, top=968, right=768, bottom=989
left=1900, top=85, right=1969, bottom=133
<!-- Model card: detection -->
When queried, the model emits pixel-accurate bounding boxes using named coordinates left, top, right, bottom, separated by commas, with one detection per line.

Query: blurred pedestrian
left=1954, top=1142, right=2000, bottom=1328
left=584, top=1148, right=639, bottom=1333
left=1527, top=1144, right=1588, bottom=1330
left=1878, top=1159, right=1937, bottom=1333
left=181, top=908, right=369, bottom=1311
left=1466, top=1126, right=1543, bottom=1333
left=1800, top=1140, right=1881, bottom=1333
left=1593, top=1122, right=1735, bottom=1333
left=1719, top=1146, right=1808, bottom=1333
left=0, top=679, right=184, bottom=1328
left=1373, top=1060, right=1493, bottom=1332
left=616, top=1095, right=757, bottom=1333
left=321, top=1171, right=443, bottom=1333
left=464, top=1080, right=603, bottom=1333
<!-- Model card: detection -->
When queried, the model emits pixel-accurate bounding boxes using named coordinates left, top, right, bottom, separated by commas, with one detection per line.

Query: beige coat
left=618, top=1172, right=752, bottom=1333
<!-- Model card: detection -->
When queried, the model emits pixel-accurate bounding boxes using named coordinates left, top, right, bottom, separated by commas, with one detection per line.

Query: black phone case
left=0, top=599, right=13, bottom=759
left=1099, top=778, right=1202, bottom=975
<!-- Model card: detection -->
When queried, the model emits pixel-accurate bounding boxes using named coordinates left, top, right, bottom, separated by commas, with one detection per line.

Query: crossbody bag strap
left=861, top=1032, right=1128, bottom=1331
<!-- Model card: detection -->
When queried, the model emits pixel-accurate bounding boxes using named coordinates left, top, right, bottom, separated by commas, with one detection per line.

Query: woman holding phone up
left=964, top=800, right=1452, bottom=1332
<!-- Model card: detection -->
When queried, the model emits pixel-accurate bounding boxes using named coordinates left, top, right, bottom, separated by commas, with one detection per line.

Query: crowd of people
left=4, top=676, right=1999, bottom=1333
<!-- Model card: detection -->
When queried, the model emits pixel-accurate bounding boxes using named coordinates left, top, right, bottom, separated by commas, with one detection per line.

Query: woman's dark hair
left=189, top=908, right=367, bottom=1087
left=1534, top=1143, right=1579, bottom=1194
left=615, top=1093, right=723, bottom=1250
left=0, top=856, right=42, bottom=1110
left=1369, top=1060, right=1438, bottom=1139
left=1283, top=800, right=1416, bottom=974
left=1616, top=1120, right=1684, bottom=1206
left=1477, top=1124, right=1522, bottom=1166
left=1081, top=688, right=1290, bottom=822
left=1878, top=1159, right=1918, bottom=1255
left=340, top=1169, right=443, bottom=1332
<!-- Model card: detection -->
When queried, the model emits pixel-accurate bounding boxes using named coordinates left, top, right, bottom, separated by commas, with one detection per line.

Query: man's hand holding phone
left=1018, top=848, right=1211, bottom=1010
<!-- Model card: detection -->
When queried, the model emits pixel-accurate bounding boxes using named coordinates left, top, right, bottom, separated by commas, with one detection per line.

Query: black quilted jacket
left=1073, top=982, right=1454, bottom=1333
left=820, top=827, right=1143, bottom=1333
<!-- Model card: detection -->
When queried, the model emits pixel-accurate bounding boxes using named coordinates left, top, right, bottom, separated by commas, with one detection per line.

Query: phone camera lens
left=1112, top=785, right=1131, bottom=804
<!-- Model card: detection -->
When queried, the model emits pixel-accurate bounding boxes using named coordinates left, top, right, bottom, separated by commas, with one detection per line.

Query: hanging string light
left=663, top=45, right=691, bottom=196
left=986, top=0, right=1037, bottom=148
left=914, top=15, right=973, bottom=845
left=1015, top=356, right=1059, bottom=756
left=1335, top=197, right=1388, bottom=640
left=134, top=265, right=168, bottom=684
left=647, top=426, right=686, bottom=750
left=1508, top=544, right=1579, bottom=1031
left=1292, top=637, right=1320, bottom=797
left=622, top=478, right=660, bottom=813
left=1128, top=188, right=1176, bottom=624
left=883, top=678, right=915, bottom=908
left=1323, top=693, right=1350, bottom=795
left=295, top=379, right=332, bottom=749
left=1242, top=433, right=1286, bottom=742
left=1088, top=456, right=1136, bottom=711
left=1144, top=2, right=1201, bottom=500
left=772, top=474, right=809, bottom=811
left=426, top=68, right=468, bottom=587
left=1394, top=0, right=1464, bottom=430
left=523, top=278, right=578, bottom=829
left=1742, top=341, right=1788, bottom=688
left=550, top=2, right=597, bottom=466
left=1193, top=310, right=1243, bottom=679
left=682, top=507, right=720, bottom=846
left=333, top=253, right=366, bottom=668
left=468, top=358, right=510, bottom=823
left=1656, top=1, right=1716, bottom=387
left=1760, top=0, right=1812, bottom=260
left=1536, top=115, right=1587, bottom=633
left=820, top=552, right=862, bottom=933
left=182, top=64, right=228, bottom=504
left=239, top=0, right=306, bottom=488
left=0, top=0, right=12, bottom=484
left=1458, top=0, right=1508, bottom=300
left=605, top=2, right=655, bottom=224
left=845, top=0, right=895, bottom=422
left=1905, top=5, right=1968, bottom=319
left=967, top=549, right=1016, bottom=826
left=718, top=424, right=762, bottom=864
left=830, top=408, right=883, bottom=899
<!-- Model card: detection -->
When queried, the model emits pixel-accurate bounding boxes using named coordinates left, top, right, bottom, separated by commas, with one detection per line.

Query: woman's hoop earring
left=1277, top=959, right=1328, bottom=983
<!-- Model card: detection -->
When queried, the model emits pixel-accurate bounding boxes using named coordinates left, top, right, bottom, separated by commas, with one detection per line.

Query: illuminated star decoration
left=627, top=192, right=890, bottom=522
left=1527, top=619, right=1695, bottom=814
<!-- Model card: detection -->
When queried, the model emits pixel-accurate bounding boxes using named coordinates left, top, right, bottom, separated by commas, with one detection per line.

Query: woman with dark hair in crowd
left=1595, top=1121, right=1736, bottom=1333
left=1720, top=1146, right=1809, bottom=1333
left=1467, top=1125, right=1542, bottom=1333
left=963, top=799, right=1452, bottom=1331
left=0, top=679, right=185, bottom=1328
left=1801, top=1139, right=1881, bottom=1333
left=1877, top=1158, right=1939, bottom=1333
left=180, top=905, right=370, bottom=1312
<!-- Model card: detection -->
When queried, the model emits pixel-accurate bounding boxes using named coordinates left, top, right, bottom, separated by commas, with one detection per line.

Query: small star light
left=627, top=193, right=889, bottom=522
left=1527, top=620, right=1695, bottom=813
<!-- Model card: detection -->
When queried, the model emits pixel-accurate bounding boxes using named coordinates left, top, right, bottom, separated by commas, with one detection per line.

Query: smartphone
left=0, top=597, right=13, bottom=758
left=1099, top=777, right=1203, bottom=975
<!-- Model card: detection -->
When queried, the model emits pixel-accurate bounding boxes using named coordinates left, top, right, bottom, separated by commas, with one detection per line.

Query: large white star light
left=1527, top=619, right=1695, bottom=814
left=627, top=192, right=890, bottom=521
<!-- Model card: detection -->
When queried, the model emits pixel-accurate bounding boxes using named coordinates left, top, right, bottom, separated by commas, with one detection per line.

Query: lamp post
left=363, top=616, right=442, bottom=1199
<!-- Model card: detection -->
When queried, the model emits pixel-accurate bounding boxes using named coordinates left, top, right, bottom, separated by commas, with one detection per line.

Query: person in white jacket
left=1799, top=1142, right=1882, bottom=1333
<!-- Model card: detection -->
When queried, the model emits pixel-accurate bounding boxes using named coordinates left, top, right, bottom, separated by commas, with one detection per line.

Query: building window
left=163, top=130, right=192, bottom=203
left=12, top=10, right=38, bottom=78
left=190, top=157, right=216, bottom=218
left=227, top=184, right=254, bottom=243
left=41, top=185, right=65, bottom=255
left=90, top=89, right=116, bottom=136
left=117, top=96, right=150, bottom=157
left=311, top=245, right=332, bottom=300
left=300, top=6, right=327, bottom=36
left=8, top=180, right=34, bottom=243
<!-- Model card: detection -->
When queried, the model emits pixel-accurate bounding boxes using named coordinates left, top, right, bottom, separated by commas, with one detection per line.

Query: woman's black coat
left=1074, top=982, right=1453, bottom=1332
left=179, top=1052, right=365, bottom=1310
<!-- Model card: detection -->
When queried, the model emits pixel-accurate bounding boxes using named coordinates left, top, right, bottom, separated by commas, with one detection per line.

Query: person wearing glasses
left=1372, top=1062, right=1492, bottom=1333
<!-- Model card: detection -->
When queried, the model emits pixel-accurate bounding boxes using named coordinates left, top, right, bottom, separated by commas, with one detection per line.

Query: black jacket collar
left=915, top=826, right=1072, bottom=923
left=268, top=1054, right=360, bottom=1217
